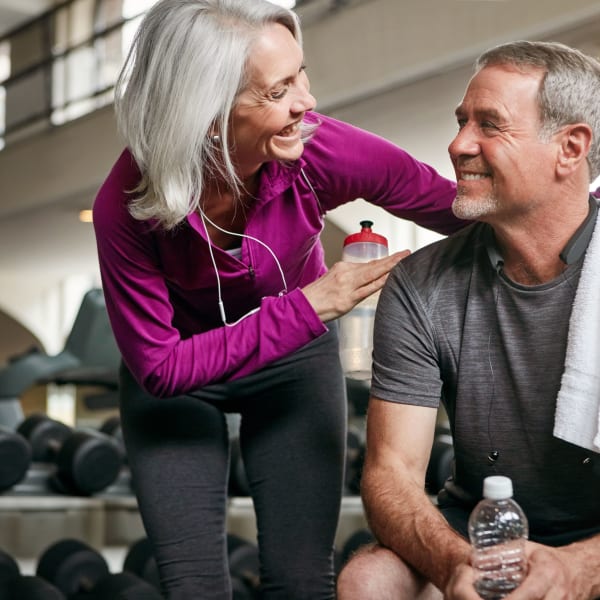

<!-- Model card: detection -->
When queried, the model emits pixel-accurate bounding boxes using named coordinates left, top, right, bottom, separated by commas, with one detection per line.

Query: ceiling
left=0, top=0, right=52, bottom=36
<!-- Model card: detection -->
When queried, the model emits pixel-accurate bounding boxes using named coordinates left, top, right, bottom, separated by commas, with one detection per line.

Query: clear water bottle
left=468, top=476, right=529, bottom=600
left=338, top=220, right=388, bottom=380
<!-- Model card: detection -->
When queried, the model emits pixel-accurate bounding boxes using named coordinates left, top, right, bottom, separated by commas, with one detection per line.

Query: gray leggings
left=119, top=327, right=347, bottom=599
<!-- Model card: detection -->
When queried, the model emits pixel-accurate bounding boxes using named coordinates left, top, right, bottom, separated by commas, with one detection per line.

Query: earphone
left=199, top=207, right=288, bottom=327
left=199, top=168, right=319, bottom=327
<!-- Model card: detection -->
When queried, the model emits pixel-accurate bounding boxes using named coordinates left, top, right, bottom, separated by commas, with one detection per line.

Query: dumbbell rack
left=0, top=486, right=369, bottom=571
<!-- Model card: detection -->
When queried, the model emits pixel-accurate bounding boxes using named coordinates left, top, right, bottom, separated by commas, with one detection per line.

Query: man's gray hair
left=476, top=40, right=600, bottom=182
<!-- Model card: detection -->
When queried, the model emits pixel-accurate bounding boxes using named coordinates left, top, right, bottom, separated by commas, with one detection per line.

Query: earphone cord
left=199, top=208, right=288, bottom=327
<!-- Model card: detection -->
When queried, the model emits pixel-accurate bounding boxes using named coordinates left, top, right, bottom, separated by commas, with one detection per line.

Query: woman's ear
left=555, top=123, right=592, bottom=178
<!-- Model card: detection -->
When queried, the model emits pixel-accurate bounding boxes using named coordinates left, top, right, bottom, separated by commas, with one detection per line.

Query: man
left=336, top=40, right=600, bottom=599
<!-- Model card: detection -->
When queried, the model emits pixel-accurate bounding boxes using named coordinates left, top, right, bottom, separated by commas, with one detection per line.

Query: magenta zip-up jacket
left=93, top=112, right=462, bottom=397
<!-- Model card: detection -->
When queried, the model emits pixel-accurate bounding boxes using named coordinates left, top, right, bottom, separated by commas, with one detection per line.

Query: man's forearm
left=362, top=464, right=471, bottom=591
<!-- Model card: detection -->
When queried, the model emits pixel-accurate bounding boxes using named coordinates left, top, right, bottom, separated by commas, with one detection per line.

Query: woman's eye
left=270, top=88, right=288, bottom=100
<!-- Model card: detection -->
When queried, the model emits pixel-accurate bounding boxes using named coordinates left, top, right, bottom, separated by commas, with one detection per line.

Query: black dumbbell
left=0, top=575, right=67, bottom=599
left=0, top=425, right=31, bottom=492
left=425, top=426, right=454, bottom=495
left=228, top=437, right=250, bottom=497
left=126, top=534, right=259, bottom=598
left=17, top=414, right=122, bottom=496
left=0, top=547, right=66, bottom=600
left=98, top=416, right=125, bottom=458
left=228, top=534, right=260, bottom=599
left=37, top=538, right=163, bottom=600
left=78, top=572, right=162, bottom=600
left=123, top=537, right=161, bottom=591
left=340, top=528, right=375, bottom=568
left=345, top=425, right=365, bottom=496
left=346, top=378, right=370, bottom=419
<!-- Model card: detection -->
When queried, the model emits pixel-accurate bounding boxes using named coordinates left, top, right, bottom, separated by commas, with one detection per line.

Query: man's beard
left=452, top=188, right=499, bottom=220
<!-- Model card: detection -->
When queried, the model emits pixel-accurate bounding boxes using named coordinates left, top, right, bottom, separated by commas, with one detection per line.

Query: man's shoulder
left=399, top=222, right=486, bottom=287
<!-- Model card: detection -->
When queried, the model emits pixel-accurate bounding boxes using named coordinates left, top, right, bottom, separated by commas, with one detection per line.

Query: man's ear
left=556, top=123, right=593, bottom=178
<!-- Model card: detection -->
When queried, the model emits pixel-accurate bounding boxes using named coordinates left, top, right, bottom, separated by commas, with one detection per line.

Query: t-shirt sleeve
left=370, top=264, right=443, bottom=407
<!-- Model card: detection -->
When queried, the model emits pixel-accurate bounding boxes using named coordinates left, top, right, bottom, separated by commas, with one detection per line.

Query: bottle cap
left=343, top=220, right=388, bottom=247
left=482, top=475, right=513, bottom=500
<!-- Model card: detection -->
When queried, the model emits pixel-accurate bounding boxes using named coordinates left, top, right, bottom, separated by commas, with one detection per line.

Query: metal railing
left=0, top=0, right=336, bottom=149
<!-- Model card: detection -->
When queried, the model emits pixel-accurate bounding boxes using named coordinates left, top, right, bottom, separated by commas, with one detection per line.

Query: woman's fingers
left=302, top=250, right=410, bottom=322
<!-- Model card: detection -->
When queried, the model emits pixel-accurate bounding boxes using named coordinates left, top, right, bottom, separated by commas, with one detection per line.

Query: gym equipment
left=346, top=377, right=370, bottom=419
left=37, top=538, right=110, bottom=597
left=0, top=289, right=121, bottom=429
left=77, top=572, right=162, bottom=600
left=17, top=414, right=122, bottom=496
left=228, top=534, right=259, bottom=599
left=124, top=534, right=261, bottom=598
left=425, top=425, right=454, bottom=495
left=123, top=537, right=161, bottom=591
left=0, top=575, right=66, bottom=599
left=340, top=528, right=374, bottom=568
left=37, top=538, right=162, bottom=600
left=0, top=547, right=66, bottom=600
left=228, top=437, right=250, bottom=497
left=0, top=548, right=20, bottom=585
left=344, top=425, right=365, bottom=496
left=98, top=416, right=124, bottom=455
left=0, top=424, right=31, bottom=492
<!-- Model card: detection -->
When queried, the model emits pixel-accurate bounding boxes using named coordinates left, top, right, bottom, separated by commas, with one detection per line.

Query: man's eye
left=481, top=121, right=497, bottom=129
left=456, top=119, right=467, bottom=130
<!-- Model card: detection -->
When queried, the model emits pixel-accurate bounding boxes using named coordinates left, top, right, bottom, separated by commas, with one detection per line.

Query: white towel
left=553, top=211, right=600, bottom=453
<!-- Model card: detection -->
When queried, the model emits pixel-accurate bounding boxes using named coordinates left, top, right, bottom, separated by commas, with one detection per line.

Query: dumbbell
left=36, top=538, right=163, bottom=599
left=346, top=378, right=370, bottom=419
left=0, top=424, right=31, bottom=492
left=339, top=528, right=375, bottom=568
left=0, top=546, right=67, bottom=599
left=425, top=425, right=454, bottom=495
left=123, top=537, right=161, bottom=591
left=16, top=414, right=123, bottom=496
left=0, top=575, right=67, bottom=599
left=227, top=533, right=260, bottom=599
left=345, top=425, right=365, bottom=496
left=124, top=534, right=260, bottom=598
left=95, top=415, right=135, bottom=496
left=228, top=437, right=250, bottom=497
left=98, top=415, right=125, bottom=459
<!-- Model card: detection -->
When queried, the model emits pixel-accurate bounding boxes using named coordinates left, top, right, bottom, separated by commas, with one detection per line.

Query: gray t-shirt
left=371, top=221, right=600, bottom=535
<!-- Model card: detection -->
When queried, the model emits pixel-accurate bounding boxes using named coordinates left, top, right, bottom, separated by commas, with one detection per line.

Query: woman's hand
left=301, top=250, right=409, bottom=322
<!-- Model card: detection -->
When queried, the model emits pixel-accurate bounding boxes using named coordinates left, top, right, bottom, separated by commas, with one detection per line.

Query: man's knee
left=337, top=543, right=410, bottom=599
left=337, top=543, right=441, bottom=600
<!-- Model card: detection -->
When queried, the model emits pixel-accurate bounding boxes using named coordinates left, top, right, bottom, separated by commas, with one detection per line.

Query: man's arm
left=361, top=397, right=471, bottom=592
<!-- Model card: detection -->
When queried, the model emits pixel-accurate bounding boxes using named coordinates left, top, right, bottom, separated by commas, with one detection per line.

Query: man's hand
left=444, top=541, right=595, bottom=599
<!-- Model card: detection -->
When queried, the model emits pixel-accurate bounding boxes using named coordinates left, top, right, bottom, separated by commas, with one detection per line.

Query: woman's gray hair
left=475, top=40, right=600, bottom=182
left=115, top=0, right=306, bottom=229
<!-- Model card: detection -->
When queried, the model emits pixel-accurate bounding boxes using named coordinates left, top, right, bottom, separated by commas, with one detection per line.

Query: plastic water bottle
left=468, top=476, right=529, bottom=599
left=338, top=221, right=388, bottom=380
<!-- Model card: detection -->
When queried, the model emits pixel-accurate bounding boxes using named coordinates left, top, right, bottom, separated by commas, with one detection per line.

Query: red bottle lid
left=343, top=220, right=388, bottom=247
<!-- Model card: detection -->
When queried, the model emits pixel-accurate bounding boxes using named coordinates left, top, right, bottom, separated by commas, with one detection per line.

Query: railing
left=0, top=0, right=323, bottom=149
left=0, top=0, right=149, bottom=148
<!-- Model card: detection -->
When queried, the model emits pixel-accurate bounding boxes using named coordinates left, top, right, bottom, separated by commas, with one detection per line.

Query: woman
left=93, top=0, right=464, bottom=598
